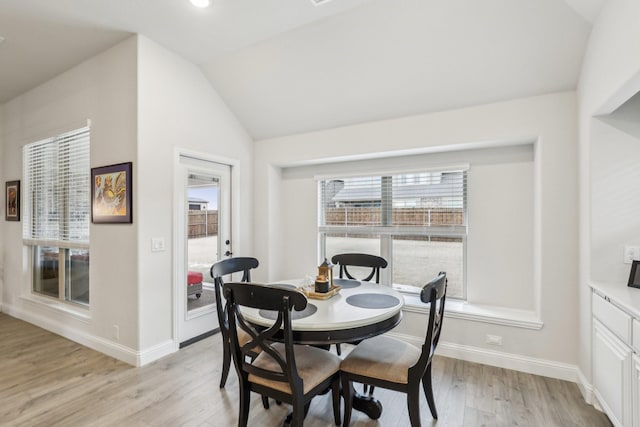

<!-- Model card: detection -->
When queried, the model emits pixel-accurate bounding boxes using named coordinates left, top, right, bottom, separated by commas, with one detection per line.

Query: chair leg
left=342, top=374, right=354, bottom=427
left=291, top=398, right=306, bottom=427
left=407, top=381, right=422, bottom=427
left=303, top=401, right=311, bottom=417
left=261, top=395, right=270, bottom=409
left=331, top=377, right=341, bottom=425
left=336, top=343, right=342, bottom=356
left=238, top=381, right=250, bottom=427
left=219, top=340, right=232, bottom=388
left=422, top=364, right=438, bottom=419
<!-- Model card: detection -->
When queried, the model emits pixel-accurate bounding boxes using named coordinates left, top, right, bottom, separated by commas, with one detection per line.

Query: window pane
left=66, top=249, right=89, bottom=305
left=321, top=177, right=382, bottom=227
left=325, top=234, right=380, bottom=280
left=33, top=246, right=60, bottom=298
left=319, top=169, right=467, bottom=298
left=24, top=127, right=91, bottom=307
left=392, top=236, right=464, bottom=299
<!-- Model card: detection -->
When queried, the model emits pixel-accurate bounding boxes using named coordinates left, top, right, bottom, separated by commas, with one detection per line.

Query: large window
left=23, top=126, right=91, bottom=306
left=318, top=169, right=467, bottom=298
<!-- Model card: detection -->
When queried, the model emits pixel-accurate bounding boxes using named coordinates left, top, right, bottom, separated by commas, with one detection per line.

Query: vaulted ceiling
left=0, top=0, right=604, bottom=140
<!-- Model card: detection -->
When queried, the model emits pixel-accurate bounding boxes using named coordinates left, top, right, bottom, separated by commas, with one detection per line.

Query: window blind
left=319, top=169, right=467, bottom=236
left=23, top=127, right=90, bottom=246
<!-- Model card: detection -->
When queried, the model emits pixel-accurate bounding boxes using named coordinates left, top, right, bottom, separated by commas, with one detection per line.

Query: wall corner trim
left=137, top=340, right=178, bottom=366
left=576, top=367, right=594, bottom=405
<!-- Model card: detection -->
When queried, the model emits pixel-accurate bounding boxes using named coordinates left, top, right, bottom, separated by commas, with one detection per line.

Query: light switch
left=151, top=237, right=165, bottom=252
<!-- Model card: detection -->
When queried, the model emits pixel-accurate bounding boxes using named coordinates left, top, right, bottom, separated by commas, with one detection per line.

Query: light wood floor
left=0, top=313, right=611, bottom=427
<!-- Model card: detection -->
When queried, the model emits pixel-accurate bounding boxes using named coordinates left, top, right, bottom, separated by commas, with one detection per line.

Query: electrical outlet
left=624, top=246, right=640, bottom=264
left=486, top=334, right=503, bottom=346
left=113, top=325, right=119, bottom=340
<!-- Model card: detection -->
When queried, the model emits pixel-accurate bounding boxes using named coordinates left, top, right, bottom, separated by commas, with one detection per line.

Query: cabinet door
left=634, top=355, right=640, bottom=427
left=593, top=319, right=632, bottom=427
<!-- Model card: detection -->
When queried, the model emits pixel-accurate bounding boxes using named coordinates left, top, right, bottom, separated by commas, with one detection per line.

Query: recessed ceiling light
left=190, top=0, right=210, bottom=8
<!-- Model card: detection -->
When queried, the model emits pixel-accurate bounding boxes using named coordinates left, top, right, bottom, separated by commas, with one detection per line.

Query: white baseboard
left=576, top=367, right=595, bottom=405
left=4, top=304, right=177, bottom=367
left=388, top=331, right=583, bottom=384
left=139, top=339, right=178, bottom=366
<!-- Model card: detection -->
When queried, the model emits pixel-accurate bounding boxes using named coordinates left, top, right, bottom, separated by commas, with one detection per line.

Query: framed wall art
left=91, top=162, right=132, bottom=224
left=5, top=180, right=20, bottom=221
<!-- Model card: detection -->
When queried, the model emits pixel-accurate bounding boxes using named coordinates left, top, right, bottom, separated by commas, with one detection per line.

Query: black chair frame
left=331, top=253, right=388, bottom=356
left=210, top=257, right=259, bottom=388
left=224, top=282, right=341, bottom=427
left=331, top=253, right=388, bottom=283
left=341, top=272, right=447, bottom=427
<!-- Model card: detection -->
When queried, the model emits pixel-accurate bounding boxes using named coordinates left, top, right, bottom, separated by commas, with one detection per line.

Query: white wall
left=136, top=36, right=254, bottom=352
left=0, top=35, right=255, bottom=365
left=0, top=38, right=140, bottom=355
left=281, top=145, right=535, bottom=309
left=577, top=0, right=640, bottom=390
left=254, top=92, right=579, bottom=366
left=590, top=117, right=640, bottom=283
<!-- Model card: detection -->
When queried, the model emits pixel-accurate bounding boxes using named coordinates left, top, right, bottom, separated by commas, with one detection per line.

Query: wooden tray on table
left=301, top=285, right=342, bottom=300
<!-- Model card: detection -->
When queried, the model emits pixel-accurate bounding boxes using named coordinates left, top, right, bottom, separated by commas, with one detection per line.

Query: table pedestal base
left=281, top=388, right=382, bottom=426
left=352, top=392, right=383, bottom=419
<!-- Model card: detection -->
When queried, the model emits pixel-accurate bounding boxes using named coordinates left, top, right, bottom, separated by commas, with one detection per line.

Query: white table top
left=241, top=278, right=405, bottom=332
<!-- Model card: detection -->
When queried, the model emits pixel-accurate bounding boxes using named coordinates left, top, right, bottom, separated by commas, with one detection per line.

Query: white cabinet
left=593, top=319, right=633, bottom=427
left=592, top=290, right=640, bottom=427
left=634, top=355, right=640, bottom=427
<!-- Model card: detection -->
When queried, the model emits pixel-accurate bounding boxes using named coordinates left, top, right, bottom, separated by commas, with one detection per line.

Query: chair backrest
left=331, top=253, right=388, bottom=283
left=210, top=257, right=259, bottom=331
left=224, top=282, right=307, bottom=392
left=414, top=272, right=447, bottom=373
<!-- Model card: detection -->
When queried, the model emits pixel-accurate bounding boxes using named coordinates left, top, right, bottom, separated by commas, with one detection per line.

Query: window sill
left=20, top=293, right=90, bottom=322
left=400, top=293, right=543, bottom=330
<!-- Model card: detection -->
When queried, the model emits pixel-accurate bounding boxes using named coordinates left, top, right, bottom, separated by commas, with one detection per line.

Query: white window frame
left=318, top=167, right=467, bottom=298
left=22, top=126, right=91, bottom=306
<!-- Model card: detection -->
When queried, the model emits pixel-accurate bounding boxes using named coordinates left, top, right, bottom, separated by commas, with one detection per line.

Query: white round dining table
left=240, top=278, right=404, bottom=346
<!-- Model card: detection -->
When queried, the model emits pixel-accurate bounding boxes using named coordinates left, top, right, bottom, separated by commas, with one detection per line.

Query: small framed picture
left=5, top=180, right=20, bottom=221
left=91, top=162, right=133, bottom=224
left=628, top=260, right=640, bottom=289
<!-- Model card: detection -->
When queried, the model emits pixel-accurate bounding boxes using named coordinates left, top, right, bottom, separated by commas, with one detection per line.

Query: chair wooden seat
left=340, top=335, right=420, bottom=384
left=249, top=342, right=340, bottom=395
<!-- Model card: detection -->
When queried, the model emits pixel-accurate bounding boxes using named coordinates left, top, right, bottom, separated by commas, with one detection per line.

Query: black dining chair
left=210, top=257, right=259, bottom=388
left=331, top=253, right=388, bottom=283
left=331, top=253, right=388, bottom=355
left=224, top=282, right=342, bottom=427
left=340, top=272, right=447, bottom=427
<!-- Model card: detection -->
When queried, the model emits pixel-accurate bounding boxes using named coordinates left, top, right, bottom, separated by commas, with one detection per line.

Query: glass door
left=176, top=155, right=231, bottom=344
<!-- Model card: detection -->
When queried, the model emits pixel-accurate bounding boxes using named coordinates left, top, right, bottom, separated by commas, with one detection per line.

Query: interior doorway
left=176, top=154, right=231, bottom=345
